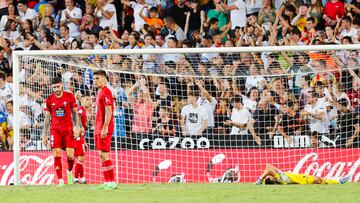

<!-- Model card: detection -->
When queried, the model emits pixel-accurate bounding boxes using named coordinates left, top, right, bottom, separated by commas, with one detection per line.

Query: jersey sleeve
left=103, top=89, right=113, bottom=106
left=69, top=93, right=78, bottom=109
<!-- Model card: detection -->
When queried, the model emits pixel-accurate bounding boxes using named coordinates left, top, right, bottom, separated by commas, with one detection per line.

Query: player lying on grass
left=255, top=164, right=351, bottom=185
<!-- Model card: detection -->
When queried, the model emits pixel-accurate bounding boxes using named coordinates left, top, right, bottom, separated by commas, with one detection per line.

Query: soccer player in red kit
left=42, top=77, right=83, bottom=187
left=93, top=70, right=117, bottom=190
left=74, top=95, right=92, bottom=184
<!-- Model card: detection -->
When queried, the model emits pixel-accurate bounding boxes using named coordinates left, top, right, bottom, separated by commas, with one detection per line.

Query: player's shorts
left=74, top=136, right=86, bottom=156
left=50, top=128, right=75, bottom=149
left=297, top=174, right=316, bottom=184
left=95, top=133, right=112, bottom=152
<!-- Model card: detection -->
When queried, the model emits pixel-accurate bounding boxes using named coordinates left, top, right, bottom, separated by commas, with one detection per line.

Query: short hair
left=307, top=17, right=316, bottom=24
left=291, top=27, right=301, bottom=36
left=338, top=98, right=349, bottom=107
left=232, top=95, right=243, bottom=104
left=6, top=100, right=13, bottom=106
left=51, top=77, right=62, bottom=84
left=18, top=0, right=28, bottom=6
left=61, top=25, right=69, bottom=31
left=209, top=18, right=219, bottom=25
left=164, top=16, right=175, bottom=24
left=0, top=71, right=5, bottom=80
left=168, top=37, right=178, bottom=44
left=149, top=6, right=158, bottom=13
left=264, top=177, right=275, bottom=185
left=93, top=69, right=108, bottom=78
left=188, top=90, right=200, bottom=98
left=284, top=100, right=294, bottom=108
left=343, top=16, right=352, bottom=24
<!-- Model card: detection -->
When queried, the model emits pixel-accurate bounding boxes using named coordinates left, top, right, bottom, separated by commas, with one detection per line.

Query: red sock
left=103, top=160, right=114, bottom=182
left=67, top=158, right=74, bottom=172
left=102, top=161, right=109, bottom=182
left=54, top=157, right=62, bottom=180
left=75, top=160, right=84, bottom=178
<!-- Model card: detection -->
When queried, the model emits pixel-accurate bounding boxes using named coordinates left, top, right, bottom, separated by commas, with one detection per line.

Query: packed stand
left=0, top=0, right=359, bottom=151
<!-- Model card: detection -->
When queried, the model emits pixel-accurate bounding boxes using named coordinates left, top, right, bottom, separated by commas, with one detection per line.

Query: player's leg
left=75, top=155, right=86, bottom=184
left=320, top=175, right=351, bottom=184
left=65, top=130, right=77, bottom=185
left=65, top=147, right=75, bottom=185
left=53, top=148, right=64, bottom=186
left=95, top=133, right=117, bottom=190
left=51, top=130, right=65, bottom=186
left=7, top=134, right=13, bottom=151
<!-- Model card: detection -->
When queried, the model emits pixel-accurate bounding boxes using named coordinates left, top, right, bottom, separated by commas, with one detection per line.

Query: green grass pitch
left=2, top=183, right=360, bottom=203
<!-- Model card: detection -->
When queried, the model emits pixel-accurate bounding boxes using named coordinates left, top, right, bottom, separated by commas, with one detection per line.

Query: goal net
left=8, top=45, right=360, bottom=185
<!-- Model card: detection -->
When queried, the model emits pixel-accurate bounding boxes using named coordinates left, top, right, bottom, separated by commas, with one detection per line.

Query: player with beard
left=42, top=77, right=83, bottom=186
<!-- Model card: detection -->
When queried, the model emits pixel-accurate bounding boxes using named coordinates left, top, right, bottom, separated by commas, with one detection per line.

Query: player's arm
left=101, top=105, right=113, bottom=138
left=42, top=111, right=51, bottom=148
left=255, top=164, right=289, bottom=184
left=72, top=107, right=83, bottom=137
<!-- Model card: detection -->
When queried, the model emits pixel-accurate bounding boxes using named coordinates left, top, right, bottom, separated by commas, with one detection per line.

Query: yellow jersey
left=283, top=172, right=316, bottom=185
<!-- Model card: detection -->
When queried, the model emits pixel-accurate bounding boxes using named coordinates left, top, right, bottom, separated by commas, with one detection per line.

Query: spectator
left=126, top=77, right=156, bottom=141
left=207, top=1, right=228, bottom=31
left=60, top=0, right=82, bottom=38
left=225, top=95, right=252, bottom=145
left=95, top=0, right=118, bottom=32
left=248, top=98, right=279, bottom=146
left=140, top=5, right=164, bottom=30
left=141, top=34, right=157, bottom=72
left=184, top=0, right=206, bottom=40
left=195, top=79, right=217, bottom=133
left=121, top=0, right=148, bottom=32
left=217, top=0, right=246, bottom=29
left=180, top=91, right=208, bottom=136
left=0, top=4, right=19, bottom=31
left=336, top=98, right=360, bottom=147
left=323, top=0, right=344, bottom=26
left=278, top=100, right=302, bottom=144
left=340, top=16, right=358, bottom=43
left=152, top=106, right=177, bottom=136
left=258, top=0, right=276, bottom=26
left=0, top=72, right=12, bottom=113
left=164, top=16, right=186, bottom=45
left=1, top=19, right=20, bottom=42
left=57, top=25, right=74, bottom=50
left=168, top=0, right=189, bottom=30
left=301, top=92, right=329, bottom=147
left=17, top=0, right=38, bottom=23
left=80, top=14, right=102, bottom=33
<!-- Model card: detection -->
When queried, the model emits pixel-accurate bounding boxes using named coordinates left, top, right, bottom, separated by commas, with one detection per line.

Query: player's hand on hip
left=101, top=127, right=108, bottom=138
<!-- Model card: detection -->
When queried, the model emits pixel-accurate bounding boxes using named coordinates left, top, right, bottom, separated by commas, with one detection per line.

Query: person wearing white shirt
left=162, top=37, right=182, bottom=63
left=95, top=0, right=118, bottom=30
left=181, top=91, right=208, bottom=136
left=301, top=92, right=329, bottom=147
left=0, top=72, right=12, bottom=114
left=217, top=0, right=246, bottom=29
left=340, top=16, right=358, bottom=42
left=60, top=0, right=82, bottom=38
left=17, top=0, right=38, bottom=22
left=226, top=95, right=252, bottom=135
left=121, top=0, right=148, bottom=32
left=196, top=80, right=217, bottom=130
left=142, top=34, right=157, bottom=72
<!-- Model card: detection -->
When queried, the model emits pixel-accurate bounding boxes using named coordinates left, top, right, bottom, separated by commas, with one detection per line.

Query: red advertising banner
left=0, top=149, right=359, bottom=185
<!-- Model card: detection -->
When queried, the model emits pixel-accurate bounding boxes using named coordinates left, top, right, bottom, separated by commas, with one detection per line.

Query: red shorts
left=95, top=133, right=112, bottom=152
left=50, top=128, right=75, bottom=149
left=74, top=136, right=86, bottom=156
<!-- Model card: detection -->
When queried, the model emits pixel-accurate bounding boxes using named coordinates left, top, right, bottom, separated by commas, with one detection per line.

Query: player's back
left=284, top=172, right=316, bottom=184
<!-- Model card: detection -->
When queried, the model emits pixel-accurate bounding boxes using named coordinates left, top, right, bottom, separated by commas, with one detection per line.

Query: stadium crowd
left=0, top=0, right=359, bottom=151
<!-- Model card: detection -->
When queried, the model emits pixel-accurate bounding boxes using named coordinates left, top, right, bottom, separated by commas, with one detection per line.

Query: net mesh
left=11, top=47, right=360, bottom=184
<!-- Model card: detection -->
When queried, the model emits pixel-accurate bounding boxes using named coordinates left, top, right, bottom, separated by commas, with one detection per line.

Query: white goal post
left=11, top=44, right=360, bottom=185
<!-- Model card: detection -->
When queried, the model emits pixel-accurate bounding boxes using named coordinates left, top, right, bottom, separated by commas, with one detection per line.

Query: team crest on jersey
left=64, top=102, right=67, bottom=107
left=52, top=103, right=55, bottom=106
left=105, top=97, right=110, bottom=103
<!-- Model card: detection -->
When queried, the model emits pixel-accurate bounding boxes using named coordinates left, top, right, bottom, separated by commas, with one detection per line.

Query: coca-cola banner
left=1, top=149, right=359, bottom=185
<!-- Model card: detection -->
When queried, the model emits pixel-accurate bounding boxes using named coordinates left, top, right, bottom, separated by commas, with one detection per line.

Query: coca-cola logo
left=293, top=153, right=360, bottom=182
left=0, top=156, right=55, bottom=185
